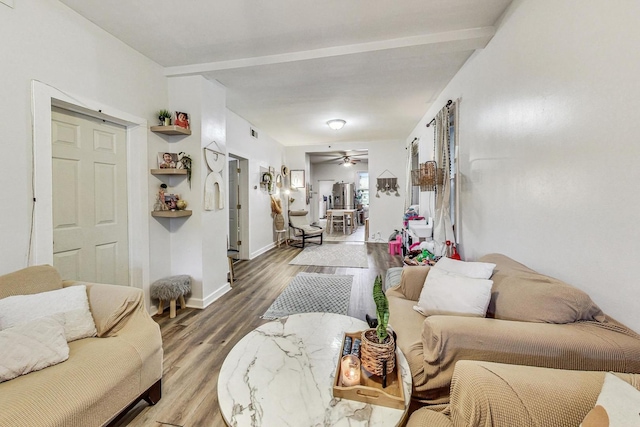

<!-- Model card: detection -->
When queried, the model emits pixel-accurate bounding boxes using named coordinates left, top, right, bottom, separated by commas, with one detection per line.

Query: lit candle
left=341, top=355, right=361, bottom=387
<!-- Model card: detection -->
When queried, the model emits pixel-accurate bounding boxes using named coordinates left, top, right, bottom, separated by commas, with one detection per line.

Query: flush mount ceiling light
left=326, top=119, right=346, bottom=130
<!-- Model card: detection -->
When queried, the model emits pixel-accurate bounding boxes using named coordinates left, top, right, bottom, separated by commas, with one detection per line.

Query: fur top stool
left=151, top=275, right=191, bottom=318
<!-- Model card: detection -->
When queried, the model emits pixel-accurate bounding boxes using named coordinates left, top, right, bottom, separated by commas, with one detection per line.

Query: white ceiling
left=59, top=0, right=512, bottom=146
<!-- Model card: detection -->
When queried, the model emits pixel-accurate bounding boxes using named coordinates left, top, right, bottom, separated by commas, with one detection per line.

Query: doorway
left=51, top=107, right=129, bottom=285
left=228, top=157, right=240, bottom=252
left=228, top=154, right=249, bottom=260
left=32, top=81, right=150, bottom=300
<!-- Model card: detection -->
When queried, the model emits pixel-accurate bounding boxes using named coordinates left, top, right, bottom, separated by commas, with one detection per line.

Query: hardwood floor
left=114, top=241, right=402, bottom=427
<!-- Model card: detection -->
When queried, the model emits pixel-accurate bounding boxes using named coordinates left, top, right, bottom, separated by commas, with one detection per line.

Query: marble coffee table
left=218, top=312, right=411, bottom=426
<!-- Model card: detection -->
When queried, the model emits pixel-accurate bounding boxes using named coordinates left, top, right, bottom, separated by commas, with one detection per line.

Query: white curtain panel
left=433, top=107, right=455, bottom=256
left=404, top=140, right=416, bottom=211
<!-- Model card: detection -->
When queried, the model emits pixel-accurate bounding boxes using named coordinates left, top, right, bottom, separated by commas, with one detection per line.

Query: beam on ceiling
left=165, top=27, right=495, bottom=77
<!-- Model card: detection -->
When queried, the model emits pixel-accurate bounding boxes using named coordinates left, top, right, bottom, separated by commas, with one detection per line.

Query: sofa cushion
left=0, top=285, right=97, bottom=341
left=0, top=314, right=69, bottom=383
left=433, top=256, right=496, bottom=280
left=414, top=268, right=493, bottom=318
left=581, top=373, right=640, bottom=427
left=398, top=266, right=430, bottom=301
left=0, top=265, right=62, bottom=299
left=479, top=254, right=605, bottom=324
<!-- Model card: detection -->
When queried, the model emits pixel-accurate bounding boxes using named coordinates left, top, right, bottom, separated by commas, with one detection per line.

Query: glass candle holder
left=341, top=354, right=361, bottom=387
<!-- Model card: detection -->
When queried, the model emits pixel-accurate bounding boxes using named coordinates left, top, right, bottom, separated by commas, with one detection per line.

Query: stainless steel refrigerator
left=332, top=183, right=355, bottom=209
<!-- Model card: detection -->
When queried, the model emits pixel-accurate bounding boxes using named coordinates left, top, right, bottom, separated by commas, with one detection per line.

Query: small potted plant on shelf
left=178, top=152, right=192, bottom=188
left=360, top=275, right=396, bottom=384
left=157, top=109, right=172, bottom=126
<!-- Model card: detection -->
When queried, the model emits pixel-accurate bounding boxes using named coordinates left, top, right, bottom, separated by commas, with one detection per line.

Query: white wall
left=287, top=141, right=405, bottom=242
left=226, top=110, right=286, bottom=258
left=407, top=0, right=640, bottom=332
left=0, top=2, right=166, bottom=285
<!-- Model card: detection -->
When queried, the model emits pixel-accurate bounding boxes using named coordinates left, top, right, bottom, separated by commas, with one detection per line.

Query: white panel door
left=51, top=108, right=129, bottom=285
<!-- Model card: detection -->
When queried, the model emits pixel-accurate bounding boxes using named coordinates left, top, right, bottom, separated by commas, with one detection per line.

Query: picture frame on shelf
left=174, top=111, right=189, bottom=129
left=158, top=152, right=179, bottom=169
left=291, top=170, right=305, bottom=188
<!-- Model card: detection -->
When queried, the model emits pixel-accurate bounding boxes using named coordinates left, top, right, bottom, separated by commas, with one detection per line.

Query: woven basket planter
left=360, top=328, right=395, bottom=376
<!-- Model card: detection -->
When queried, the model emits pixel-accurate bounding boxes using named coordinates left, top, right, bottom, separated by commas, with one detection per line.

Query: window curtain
left=433, top=106, right=455, bottom=256
left=404, top=139, right=419, bottom=211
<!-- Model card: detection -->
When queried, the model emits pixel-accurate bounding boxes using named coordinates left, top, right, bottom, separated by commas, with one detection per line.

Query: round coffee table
left=218, top=313, right=411, bottom=426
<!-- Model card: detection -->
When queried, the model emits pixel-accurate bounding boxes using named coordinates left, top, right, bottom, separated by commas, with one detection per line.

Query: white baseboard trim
left=251, top=242, right=276, bottom=259
left=186, top=283, right=232, bottom=309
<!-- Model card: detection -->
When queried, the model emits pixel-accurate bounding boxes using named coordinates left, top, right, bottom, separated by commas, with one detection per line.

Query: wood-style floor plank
left=114, top=241, right=402, bottom=427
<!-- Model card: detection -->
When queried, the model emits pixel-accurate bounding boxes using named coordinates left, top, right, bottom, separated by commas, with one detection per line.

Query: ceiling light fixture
left=327, top=119, right=346, bottom=130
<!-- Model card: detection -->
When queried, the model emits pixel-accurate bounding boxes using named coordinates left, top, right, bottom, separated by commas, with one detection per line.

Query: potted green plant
left=157, top=109, right=172, bottom=126
left=360, top=275, right=396, bottom=378
left=178, top=152, right=192, bottom=188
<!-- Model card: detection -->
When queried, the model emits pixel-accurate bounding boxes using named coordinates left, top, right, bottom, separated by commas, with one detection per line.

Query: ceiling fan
left=310, top=150, right=368, bottom=166
left=340, top=156, right=361, bottom=166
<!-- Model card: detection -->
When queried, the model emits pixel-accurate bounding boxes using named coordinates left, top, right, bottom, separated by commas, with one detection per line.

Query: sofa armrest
left=420, top=316, right=640, bottom=399
left=63, top=280, right=146, bottom=337
left=446, top=361, right=607, bottom=427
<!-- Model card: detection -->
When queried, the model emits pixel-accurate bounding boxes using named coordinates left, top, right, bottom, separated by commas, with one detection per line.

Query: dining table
left=326, top=209, right=357, bottom=234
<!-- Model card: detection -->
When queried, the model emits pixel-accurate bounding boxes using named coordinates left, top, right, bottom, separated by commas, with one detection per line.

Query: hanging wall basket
left=411, top=161, right=445, bottom=192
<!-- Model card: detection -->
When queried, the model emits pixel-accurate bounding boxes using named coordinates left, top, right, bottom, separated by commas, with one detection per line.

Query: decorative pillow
left=0, top=314, right=69, bottom=383
left=480, top=253, right=605, bottom=324
left=399, top=266, right=430, bottom=301
left=581, top=373, right=640, bottom=427
left=0, top=285, right=97, bottom=342
left=413, top=268, right=493, bottom=317
left=433, top=256, right=496, bottom=280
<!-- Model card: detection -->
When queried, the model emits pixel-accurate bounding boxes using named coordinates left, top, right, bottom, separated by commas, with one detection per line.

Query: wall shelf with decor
left=150, top=169, right=188, bottom=176
left=150, top=125, right=191, bottom=136
left=151, top=210, right=192, bottom=218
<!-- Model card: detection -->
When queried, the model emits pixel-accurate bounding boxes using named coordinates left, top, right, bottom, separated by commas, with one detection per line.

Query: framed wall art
left=291, top=170, right=305, bottom=188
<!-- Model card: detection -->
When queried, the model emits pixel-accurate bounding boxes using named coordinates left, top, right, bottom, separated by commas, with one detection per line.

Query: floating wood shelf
left=150, top=125, right=191, bottom=136
left=150, top=168, right=187, bottom=175
left=151, top=210, right=192, bottom=218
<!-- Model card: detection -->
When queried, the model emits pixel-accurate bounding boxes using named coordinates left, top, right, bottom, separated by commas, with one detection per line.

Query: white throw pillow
left=413, top=268, right=493, bottom=317
left=433, top=256, right=496, bottom=279
left=0, top=285, right=97, bottom=342
left=0, top=314, right=69, bottom=383
left=581, top=373, right=640, bottom=426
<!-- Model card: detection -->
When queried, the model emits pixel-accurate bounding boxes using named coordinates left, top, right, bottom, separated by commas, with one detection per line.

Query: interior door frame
left=228, top=152, right=249, bottom=260
left=31, top=80, right=150, bottom=295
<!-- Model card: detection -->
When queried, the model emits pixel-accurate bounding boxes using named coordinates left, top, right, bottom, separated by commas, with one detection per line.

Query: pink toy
left=388, top=234, right=402, bottom=256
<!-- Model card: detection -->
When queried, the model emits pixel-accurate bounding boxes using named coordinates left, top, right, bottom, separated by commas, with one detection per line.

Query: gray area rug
left=261, top=272, right=353, bottom=320
left=289, top=243, right=369, bottom=268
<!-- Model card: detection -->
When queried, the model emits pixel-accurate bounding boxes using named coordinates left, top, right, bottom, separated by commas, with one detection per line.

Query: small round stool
left=151, top=275, right=191, bottom=318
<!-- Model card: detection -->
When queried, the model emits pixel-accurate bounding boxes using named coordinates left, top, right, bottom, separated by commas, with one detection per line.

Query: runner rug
left=288, top=243, right=369, bottom=268
left=261, top=272, right=353, bottom=320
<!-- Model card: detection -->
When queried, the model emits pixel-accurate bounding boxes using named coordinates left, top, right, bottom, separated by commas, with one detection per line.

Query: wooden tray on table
left=332, top=331, right=405, bottom=410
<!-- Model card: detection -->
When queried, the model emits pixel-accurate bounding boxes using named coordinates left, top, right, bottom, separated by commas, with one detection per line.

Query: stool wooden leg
left=169, top=299, right=177, bottom=318
left=157, top=300, right=164, bottom=315
left=179, top=295, right=186, bottom=309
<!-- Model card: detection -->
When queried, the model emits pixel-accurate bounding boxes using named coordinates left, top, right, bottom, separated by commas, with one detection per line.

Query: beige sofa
left=407, top=360, right=640, bottom=427
left=0, top=265, right=163, bottom=427
left=387, top=253, right=640, bottom=404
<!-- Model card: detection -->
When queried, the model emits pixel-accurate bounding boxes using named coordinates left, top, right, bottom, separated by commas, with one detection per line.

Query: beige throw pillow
left=0, top=285, right=97, bottom=341
left=480, top=253, right=605, bottom=324
left=0, top=314, right=69, bottom=383
left=413, top=268, right=493, bottom=317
